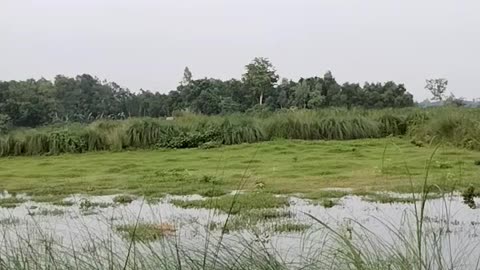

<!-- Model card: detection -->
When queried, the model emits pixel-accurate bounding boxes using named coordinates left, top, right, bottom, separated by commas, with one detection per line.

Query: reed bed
left=2, top=107, right=480, bottom=157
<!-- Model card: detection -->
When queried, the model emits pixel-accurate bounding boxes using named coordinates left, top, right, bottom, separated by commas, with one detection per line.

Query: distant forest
left=0, top=57, right=414, bottom=129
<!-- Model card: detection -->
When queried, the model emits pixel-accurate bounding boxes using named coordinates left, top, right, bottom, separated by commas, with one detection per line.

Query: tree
left=445, top=93, right=466, bottom=107
left=242, top=57, right=279, bottom=105
left=182, top=67, right=193, bottom=85
left=293, top=80, right=310, bottom=108
left=425, top=78, right=448, bottom=101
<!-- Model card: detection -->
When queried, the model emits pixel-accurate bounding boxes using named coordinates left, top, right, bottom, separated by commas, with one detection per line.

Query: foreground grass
left=0, top=138, right=479, bottom=201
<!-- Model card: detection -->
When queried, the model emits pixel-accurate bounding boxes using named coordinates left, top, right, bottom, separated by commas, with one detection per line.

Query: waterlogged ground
left=1, top=191, right=480, bottom=268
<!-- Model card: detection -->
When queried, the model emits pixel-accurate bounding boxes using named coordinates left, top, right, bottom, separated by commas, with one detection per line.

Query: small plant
left=321, top=199, right=337, bottom=208
left=199, top=175, right=219, bottom=184
left=434, top=160, right=453, bottom=169
left=462, top=186, right=476, bottom=209
left=474, top=160, right=480, bottom=166
left=255, top=181, right=265, bottom=189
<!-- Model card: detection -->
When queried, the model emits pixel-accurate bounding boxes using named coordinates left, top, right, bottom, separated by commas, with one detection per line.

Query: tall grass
left=2, top=107, right=480, bottom=157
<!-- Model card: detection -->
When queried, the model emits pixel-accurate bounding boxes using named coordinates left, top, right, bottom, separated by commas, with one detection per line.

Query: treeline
left=0, top=58, right=414, bottom=129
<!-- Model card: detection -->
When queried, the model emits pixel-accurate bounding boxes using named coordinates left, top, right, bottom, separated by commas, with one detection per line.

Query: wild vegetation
left=1, top=107, right=480, bottom=157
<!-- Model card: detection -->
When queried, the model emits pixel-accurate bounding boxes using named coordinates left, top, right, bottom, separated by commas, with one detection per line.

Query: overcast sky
left=1, top=0, right=479, bottom=100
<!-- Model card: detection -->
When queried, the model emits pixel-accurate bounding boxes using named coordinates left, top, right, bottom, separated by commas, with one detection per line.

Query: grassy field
left=1, top=137, right=479, bottom=201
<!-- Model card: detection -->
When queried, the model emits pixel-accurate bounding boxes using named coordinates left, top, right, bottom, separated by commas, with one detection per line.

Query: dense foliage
left=1, top=107, right=479, bottom=157
left=0, top=58, right=414, bottom=130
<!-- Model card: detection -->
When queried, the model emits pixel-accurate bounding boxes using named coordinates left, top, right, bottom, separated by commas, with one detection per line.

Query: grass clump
left=113, top=195, right=135, bottom=204
left=0, top=218, right=20, bottom=226
left=209, top=209, right=293, bottom=232
left=116, top=223, right=175, bottom=242
left=200, top=188, right=227, bottom=197
left=462, top=186, right=477, bottom=209
left=51, top=200, right=75, bottom=206
left=172, top=192, right=289, bottom=215
left=79, top=199, right=113, bottom=210
left=29, top=208, right=65, bottom=216
left=273, top=222, right=310, bottom=233
left=364, top=193, right=416, bottom=204
left=0, top=197, right=26, bottom=208
left=320, top=199, right=338, bottom=208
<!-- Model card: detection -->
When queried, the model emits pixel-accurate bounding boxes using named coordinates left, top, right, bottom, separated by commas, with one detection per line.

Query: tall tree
left=182, top=67, right=193, bottom=85
left=242, top=57, right=279, bottom=105
left=425, top=78, right=448, bottom=101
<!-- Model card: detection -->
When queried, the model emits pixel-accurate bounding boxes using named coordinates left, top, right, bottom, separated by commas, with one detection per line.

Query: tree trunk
left=259, top=92, right=263, bottom=105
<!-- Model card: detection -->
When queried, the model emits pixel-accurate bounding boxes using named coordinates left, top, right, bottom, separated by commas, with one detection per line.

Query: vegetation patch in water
left=0, top=197, right=26, bottom=208
left=113, top=195, right=135, bottom=204
left=209, top=209, right=293, bottom=232
left=462, top=186, right=477, bottom=209
left=320, top=199, right=338, bottom=208
left=29, top=208, right=65, bottom=216
left=171, top=192, right=289, bottom=214
left=51, top=200, right=75, bottom=206
left=80, top=199, right=114, bottom=210
left=0, top=218, right=20, bottom=226
left=274, top=222, right=310, bottom=233
left=364, top=193, right=416, bottom=204
left=116, top=223, right=176, bottom=242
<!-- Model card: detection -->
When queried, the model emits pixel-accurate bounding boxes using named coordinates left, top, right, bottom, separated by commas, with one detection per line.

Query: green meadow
left=1, top=137, right=478, bottom=201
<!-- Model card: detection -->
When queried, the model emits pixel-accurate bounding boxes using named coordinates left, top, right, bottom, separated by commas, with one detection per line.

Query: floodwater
left=1, top=191, right=480, bottom=268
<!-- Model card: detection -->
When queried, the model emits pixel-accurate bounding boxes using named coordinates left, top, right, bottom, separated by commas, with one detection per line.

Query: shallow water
left=1, top=191, right=480, bottom=268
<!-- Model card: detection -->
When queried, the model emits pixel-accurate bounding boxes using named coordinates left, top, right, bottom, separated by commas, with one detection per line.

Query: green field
left=1, top=137, right=478, bottom=201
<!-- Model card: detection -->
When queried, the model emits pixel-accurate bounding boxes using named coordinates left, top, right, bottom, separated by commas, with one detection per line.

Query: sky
left=1, top=0, right=479, bottom=101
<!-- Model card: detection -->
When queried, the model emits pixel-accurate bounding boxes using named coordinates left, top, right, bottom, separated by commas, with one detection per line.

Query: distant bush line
left=1, top=107, right=479, bottom=157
